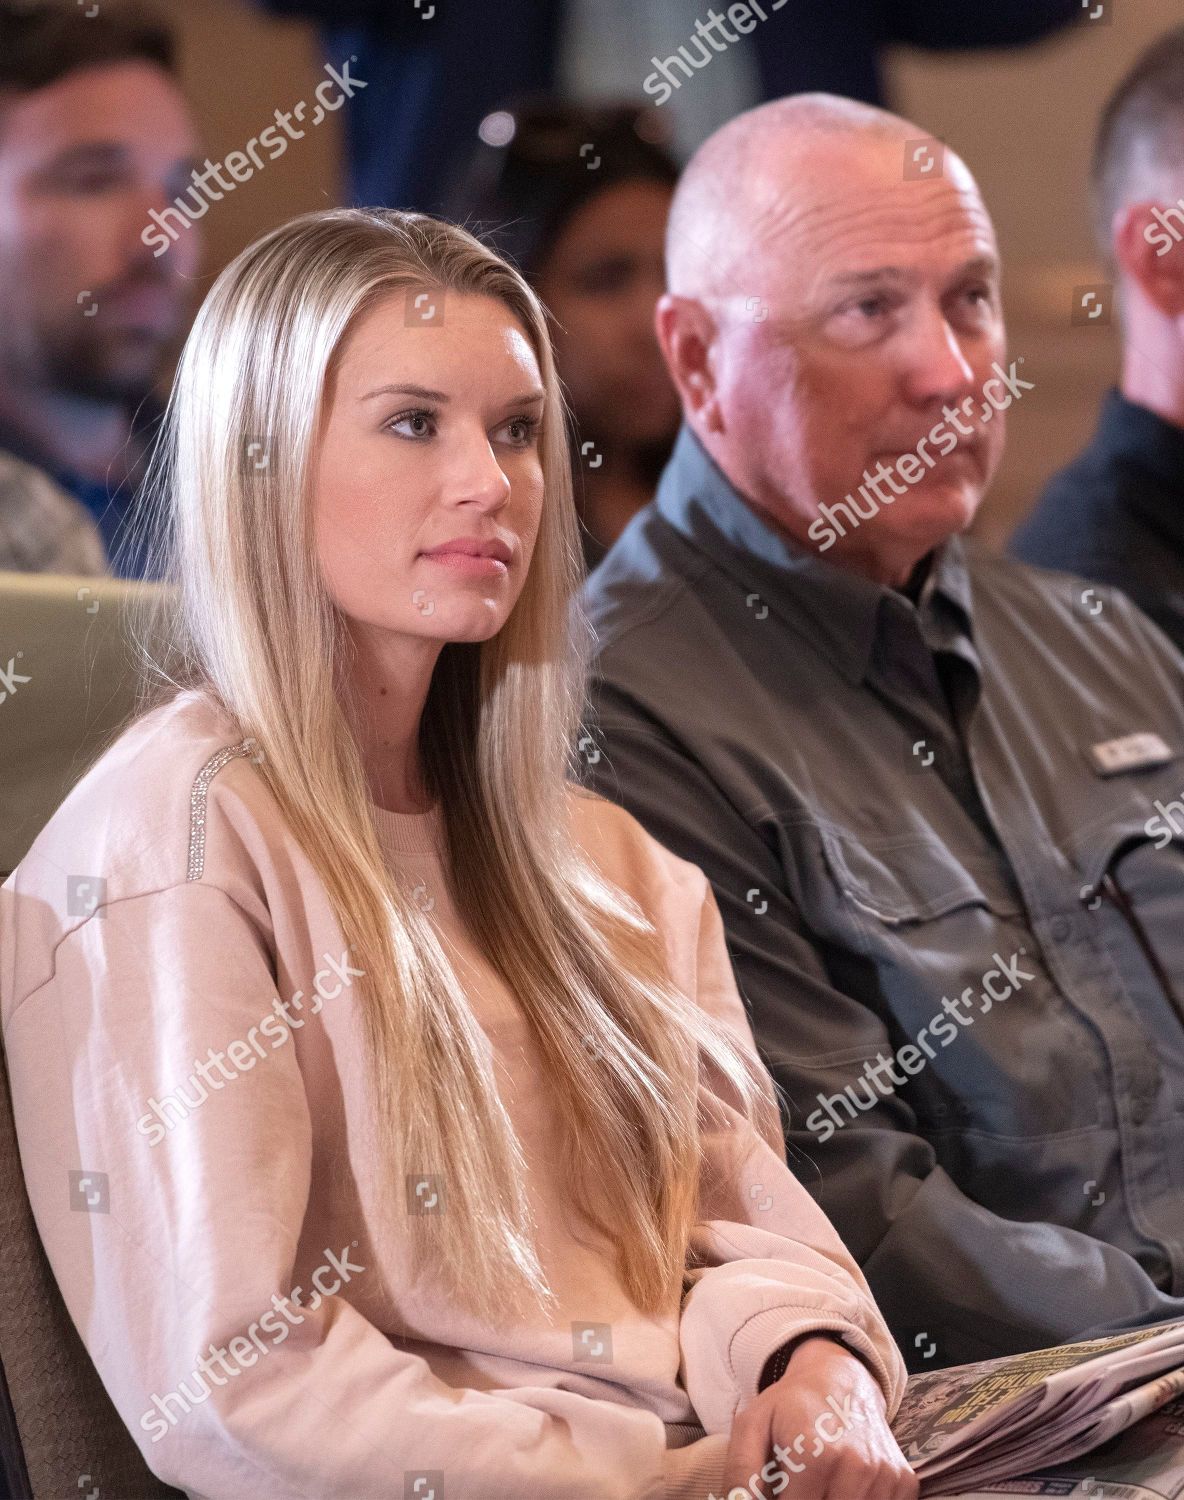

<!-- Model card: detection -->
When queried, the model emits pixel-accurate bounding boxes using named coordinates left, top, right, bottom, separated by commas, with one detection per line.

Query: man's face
left=698, top=135, right=1008, bottom=579
left=0, top=59, right=201, bottom=402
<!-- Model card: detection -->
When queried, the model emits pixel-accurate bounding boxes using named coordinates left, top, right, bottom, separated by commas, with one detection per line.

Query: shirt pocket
left=812, top=823, right=1022, bottom=931
left=1073, top=776, right=1184, bottom=897
left=1069, top=779, right=1184, bottom=1073
left=785, top=818, right=1097, bottom=1136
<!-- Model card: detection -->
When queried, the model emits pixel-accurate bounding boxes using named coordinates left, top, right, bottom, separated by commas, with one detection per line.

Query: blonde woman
left=0, top=209, right=916, bottom=1500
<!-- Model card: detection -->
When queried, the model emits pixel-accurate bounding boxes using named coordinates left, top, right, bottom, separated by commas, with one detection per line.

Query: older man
left=580, top=93, right=1184, bottom=1370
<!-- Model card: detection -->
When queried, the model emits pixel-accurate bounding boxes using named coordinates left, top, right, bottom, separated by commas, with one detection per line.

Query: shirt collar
left=653, top=422, right=975, bottom=684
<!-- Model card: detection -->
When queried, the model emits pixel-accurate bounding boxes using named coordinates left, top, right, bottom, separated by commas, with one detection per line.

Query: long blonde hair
left=127, top=208, right=778, bottom=1324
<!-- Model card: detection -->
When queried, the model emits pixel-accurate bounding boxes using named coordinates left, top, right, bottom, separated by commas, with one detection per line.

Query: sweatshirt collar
left=369, top=800, right=440, bottom=856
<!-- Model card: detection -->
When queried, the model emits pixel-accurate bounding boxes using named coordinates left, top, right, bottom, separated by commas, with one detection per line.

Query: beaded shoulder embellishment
left=187, top=738, right=261, bottom=881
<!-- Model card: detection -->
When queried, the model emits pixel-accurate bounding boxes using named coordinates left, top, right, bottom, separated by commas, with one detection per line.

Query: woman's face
left=313, top=288, right=547, bottom=647
left=536, top=178, right=680, bottom=448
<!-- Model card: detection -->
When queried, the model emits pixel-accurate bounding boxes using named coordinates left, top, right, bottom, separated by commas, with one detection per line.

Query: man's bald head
left=653, top=92, right=1006, bottom=587
left=665, top=93, right=982, bottom=305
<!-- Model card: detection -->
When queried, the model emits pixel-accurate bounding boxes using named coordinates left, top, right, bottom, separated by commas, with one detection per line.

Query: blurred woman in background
left=449, top=100, right=682, bottom=572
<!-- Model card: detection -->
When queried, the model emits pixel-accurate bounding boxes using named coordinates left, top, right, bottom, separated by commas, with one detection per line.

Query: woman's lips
left=419, top=551, right=509, bottom=577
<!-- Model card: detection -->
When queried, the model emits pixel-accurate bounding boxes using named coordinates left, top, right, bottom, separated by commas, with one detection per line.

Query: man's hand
left=721, top=1334, right=918, bottom=1499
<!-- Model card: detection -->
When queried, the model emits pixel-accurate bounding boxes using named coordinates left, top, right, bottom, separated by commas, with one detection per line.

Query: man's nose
left=128, top=177, right=202, bottom=273
left=900, top=308, right=977, bottom=406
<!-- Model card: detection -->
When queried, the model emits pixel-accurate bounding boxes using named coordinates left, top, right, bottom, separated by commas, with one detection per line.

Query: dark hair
left=444, top=97, right=680, bottom=284
left=0, top=0, right=174, bottom=99
left=1092, top=24, right=1184, bottom=256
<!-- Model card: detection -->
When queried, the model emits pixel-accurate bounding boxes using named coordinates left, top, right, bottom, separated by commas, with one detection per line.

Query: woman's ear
left=1114, top=199, right=1184, bottom=317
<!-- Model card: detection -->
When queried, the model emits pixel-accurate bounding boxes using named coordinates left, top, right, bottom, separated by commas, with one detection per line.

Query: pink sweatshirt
left=1, top=689, right=905, bottom=1499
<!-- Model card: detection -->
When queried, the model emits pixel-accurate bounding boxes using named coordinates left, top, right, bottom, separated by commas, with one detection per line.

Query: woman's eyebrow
left=360, top=384, right=546, bottom=405
left=361, top=383, right=450, bottom=401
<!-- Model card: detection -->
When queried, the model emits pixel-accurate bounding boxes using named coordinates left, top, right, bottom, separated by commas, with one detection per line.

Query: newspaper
left=943, top=1394, right=1184, bottom=1498
left=891, top=1320, right=1184, bottom=1496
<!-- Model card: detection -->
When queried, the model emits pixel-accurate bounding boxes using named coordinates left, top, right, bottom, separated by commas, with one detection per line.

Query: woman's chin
left=418, top=602, right=512, bottom=644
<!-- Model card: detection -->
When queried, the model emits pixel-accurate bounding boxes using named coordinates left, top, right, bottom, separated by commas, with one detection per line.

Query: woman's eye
left=575, top=257, right=634, bottom=296
left=386, top=409, right=436, bottom=439
left=501, top=415, right=542, bottom=446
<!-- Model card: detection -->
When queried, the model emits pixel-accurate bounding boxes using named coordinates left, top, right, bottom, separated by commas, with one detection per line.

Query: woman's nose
left=446, top=435, right=513, bottom=510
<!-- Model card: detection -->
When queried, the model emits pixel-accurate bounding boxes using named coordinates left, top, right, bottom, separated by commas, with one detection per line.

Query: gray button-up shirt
left=580, top=423, right=1184, bottom=1369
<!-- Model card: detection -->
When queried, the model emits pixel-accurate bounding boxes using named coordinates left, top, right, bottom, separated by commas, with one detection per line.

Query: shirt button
left=1050, top=916, right=1072, bottom=941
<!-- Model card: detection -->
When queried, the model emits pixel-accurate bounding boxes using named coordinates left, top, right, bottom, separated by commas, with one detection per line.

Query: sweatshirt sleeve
left=1, top=878, right=728, bottom=1500
left=677, top=878, right=908, bottom=1435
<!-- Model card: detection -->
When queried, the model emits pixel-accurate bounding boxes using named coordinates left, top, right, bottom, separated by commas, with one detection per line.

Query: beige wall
left=164, top=0, right=342, bottom=292
left=165, top=0, right=1175, bottom=545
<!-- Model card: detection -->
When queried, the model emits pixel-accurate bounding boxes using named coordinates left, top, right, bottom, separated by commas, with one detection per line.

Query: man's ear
left=1114, top=200, right=1184, bottom=317
left=654, top=293, right=721, bottom=431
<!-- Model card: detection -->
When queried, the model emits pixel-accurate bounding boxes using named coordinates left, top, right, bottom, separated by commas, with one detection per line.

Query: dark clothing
left=580, top=423, right=1184, bottom=1371
left=0, top=402, right=163, bottom=581
left=258, top=0, right=1082, bottom=212
left=259, top=0, right=561, bottom=212
left=581, top=523, right=609, bottom=577
left=1012, top=389, right=1184, bottom=656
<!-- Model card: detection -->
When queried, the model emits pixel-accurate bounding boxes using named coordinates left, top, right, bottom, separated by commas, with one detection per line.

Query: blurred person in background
left=0, top=0, right=201, bottom=578
left=0, top=448, right=106, bottom=575
left=1012, top=27, right=1184, bottom=655
left=448, top=100, right=680, bottom=573
left=257, top=0, right=1083, bottom=215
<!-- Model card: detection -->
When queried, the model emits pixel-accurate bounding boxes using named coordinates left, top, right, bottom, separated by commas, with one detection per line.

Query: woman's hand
left=720, top=1334, right=918, bottom=1499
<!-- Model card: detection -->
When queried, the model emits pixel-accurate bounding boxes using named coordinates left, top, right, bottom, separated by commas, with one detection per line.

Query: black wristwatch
left=758, top=1341, right=796, bottom=1391
left=758, top=1331, right=848, bottom=1392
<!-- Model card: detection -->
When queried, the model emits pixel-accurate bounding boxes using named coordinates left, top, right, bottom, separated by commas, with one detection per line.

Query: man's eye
left=53, top=169, right=129, bottom=194
left=834, top=295, right=892, bottom=323
left=953, top=286, right=997, bottom=324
